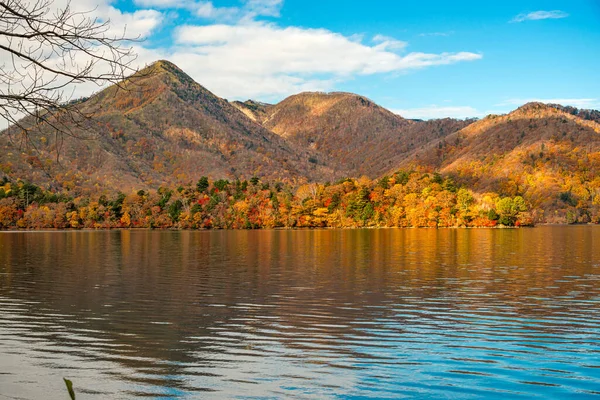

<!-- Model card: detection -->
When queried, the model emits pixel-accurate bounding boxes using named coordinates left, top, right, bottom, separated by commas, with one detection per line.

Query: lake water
left=0, top=227, right=599, bottom=399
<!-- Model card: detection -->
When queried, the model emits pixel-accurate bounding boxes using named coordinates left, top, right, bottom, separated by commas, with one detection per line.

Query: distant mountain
left=251, top=92, right=472, bottom=177
left=398, top=102, right=600, bottom=222
left=2, top=59, right=600, bottom=224
left=0, top=61, right=332, bottom=191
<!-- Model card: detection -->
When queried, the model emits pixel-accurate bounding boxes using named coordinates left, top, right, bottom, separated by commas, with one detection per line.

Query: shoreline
left=3, top=224, right=599, bottom=233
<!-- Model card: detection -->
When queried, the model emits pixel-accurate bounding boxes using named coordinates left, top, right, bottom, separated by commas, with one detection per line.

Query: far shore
left=3, top=224, right=599, bottom=233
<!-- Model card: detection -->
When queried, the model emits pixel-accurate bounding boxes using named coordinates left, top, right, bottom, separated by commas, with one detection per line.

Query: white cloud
left=244, top=0, right=283, bottom=18
left=132, top=0, right=283, bottom=23
left=45, top=0, right=164, bottom=38
left=104, top=9, right=163, bottom=38
left=373, top=35, right=408, bottom=51
left=0, top=0, right=484, bottom=122
left=500, top=98, right=600, bottom=109
left=196, top=2, right=240, bottom=21
left=418, top=31, right=454, bottom=37
left=133, top=0, right=190, bottom=8
left=169, top=23, right=481, bottom=98
left=511, top=10, right=569, bottom=23
left=393, top=105, right=483, bottom=120
left=393, top=98, right=600, bottom=122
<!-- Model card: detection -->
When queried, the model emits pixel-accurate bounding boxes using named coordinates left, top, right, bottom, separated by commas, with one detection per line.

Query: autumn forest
left=1, top=61, right=600, bottom=230
left=0, top=171, right=533, bottom=229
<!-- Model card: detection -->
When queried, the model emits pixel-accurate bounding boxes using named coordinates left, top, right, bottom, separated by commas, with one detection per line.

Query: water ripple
left=0, top=227, right=599, bottom=398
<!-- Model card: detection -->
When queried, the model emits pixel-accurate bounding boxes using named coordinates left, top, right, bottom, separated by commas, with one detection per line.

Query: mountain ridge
left=395, top=102, right=600, bottom=222
left=2, top=60, right=600, bottom=225
left=247, top=91, right=473, bottom=177
left=0, top=60, right=335, bottom=191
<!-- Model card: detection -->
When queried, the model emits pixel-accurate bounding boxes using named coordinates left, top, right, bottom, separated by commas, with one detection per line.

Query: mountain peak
left=133, top=59, right=196, bottom=86
left=289, top=91, right=374, bottom=105
left=515, top=102, right=557, bottom=114
left=141, top=59, right=183, bottom=73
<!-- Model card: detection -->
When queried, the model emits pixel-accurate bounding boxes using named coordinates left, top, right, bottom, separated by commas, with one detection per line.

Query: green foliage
left=496, top=196, right=527, bottom=226
left=206, top=195, right=219, bottom=212
left=328, top=192, right=341, bottom=212
left=168, top=200, right=183, bottom=222
left=345, top=187, right=372, bottom=223
left=559, top=191, right=577, bottom=207
left=213, top=179, right=229, bottom=192
left=196, top=176, right=209, bottom=192
left=394, top=170, right=411, bottom=185
left=442, top=177, right=457, bottom=193
left=191, top=204, right=202, bottom=214
left=361, top=202, right=374, bottom=222
left=108, top=193, right=126, bottom=218
left=378, top=176, right=390, bottom=189
left=63, top=378, right=76, bottom=400
left=15, top=182, right=41, bottom=208
left=270, top=191, right=280, bottom=210
left=157, top=190, right=172, bottom=209
left=457, top=189, right=474, bottom=212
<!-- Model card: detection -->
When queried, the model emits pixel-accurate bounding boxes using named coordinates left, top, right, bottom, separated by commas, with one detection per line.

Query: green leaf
left=63, top=378, right=76, bottom=400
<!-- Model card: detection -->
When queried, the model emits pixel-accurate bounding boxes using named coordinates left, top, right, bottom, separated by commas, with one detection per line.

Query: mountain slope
left=257, top=92, right=472, bottom=177
left=230, top=100, right=272, bottom=123
left=399, top=102, right=600, bottom=222
left=0, top=61, right=332, bottom=191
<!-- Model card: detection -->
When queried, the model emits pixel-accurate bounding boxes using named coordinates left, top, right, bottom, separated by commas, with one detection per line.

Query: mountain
left=398, top=102, right=600, bottom=222
left=2, top=60, right=600, bottom=225
left=249, top=92, right=472, bottom=177
left=0, top=61, right=332, bottom=192
left=230, top=100, right=272, bottom=123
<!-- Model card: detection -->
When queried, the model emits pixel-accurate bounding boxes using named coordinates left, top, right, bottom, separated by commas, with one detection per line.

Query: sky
left=60, top=0, right=600, bottom=119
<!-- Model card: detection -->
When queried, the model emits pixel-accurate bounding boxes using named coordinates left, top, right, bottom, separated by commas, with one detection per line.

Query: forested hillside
left=253, top=92, right=472, bottom=177
left=1, top=61, right=600, bottom=226
left=400, top=103, right=600, bottom=223
left=0, top=61, right=333, bottom=192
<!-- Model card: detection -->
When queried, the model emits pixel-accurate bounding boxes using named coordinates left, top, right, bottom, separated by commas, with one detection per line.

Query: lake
left=0, top=227, right=599, bottom=399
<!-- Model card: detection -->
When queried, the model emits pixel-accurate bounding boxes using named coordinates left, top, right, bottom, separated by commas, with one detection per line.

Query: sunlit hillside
left=400, top=103, right=600, bottom=222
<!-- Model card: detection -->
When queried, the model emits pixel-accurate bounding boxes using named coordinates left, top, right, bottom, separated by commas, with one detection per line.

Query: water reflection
left=0, top=227, right=599, bottom=398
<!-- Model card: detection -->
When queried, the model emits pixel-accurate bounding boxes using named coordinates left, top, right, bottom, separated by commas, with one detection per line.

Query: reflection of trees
left=0, top=228, right=599, bottom=394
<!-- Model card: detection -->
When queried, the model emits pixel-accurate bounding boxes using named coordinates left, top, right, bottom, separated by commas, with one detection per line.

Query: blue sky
left=107, top=0, right=600, bottom=118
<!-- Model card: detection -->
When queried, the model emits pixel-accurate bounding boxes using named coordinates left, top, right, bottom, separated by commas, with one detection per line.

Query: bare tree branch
left=0, top=0, right=146, bottom=144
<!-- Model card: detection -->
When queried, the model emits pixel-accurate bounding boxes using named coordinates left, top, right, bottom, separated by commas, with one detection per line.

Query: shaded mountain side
left=0, top=61, right=334, bottom=192
left=398, top=102, right=600, bottom=222
left=257, top=92, right=472, bottom=177
left=358, top=117, right=474, bottom=175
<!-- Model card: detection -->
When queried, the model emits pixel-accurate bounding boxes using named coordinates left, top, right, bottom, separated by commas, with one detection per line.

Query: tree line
left=0, top=171, right=535, bottom=230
